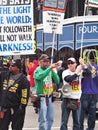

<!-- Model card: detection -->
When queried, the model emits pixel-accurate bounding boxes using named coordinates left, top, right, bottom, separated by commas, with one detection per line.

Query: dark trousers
left=60, top=98, right=80, bottom=130
left=80, top=94, right=97, bottom=130
left=0, top=107, right=25, bottom=130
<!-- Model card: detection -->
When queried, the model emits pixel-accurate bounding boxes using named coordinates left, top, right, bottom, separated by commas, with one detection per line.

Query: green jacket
left=34, top=67, right=60, bottom=95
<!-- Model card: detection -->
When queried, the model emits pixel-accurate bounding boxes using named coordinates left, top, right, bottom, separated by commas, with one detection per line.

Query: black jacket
left=0, top=72, right=30, bottom=108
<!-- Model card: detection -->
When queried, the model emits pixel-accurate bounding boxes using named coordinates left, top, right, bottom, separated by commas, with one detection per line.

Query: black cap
left=11, top=59, right=21, bottom=70
left=89, top=51, right=95, bottom=59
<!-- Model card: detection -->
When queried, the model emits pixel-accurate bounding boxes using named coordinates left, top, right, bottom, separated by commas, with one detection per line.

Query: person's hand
left=0, top=111, right=4, bottom=119
left=50, top=63, right=56, bottom=68
left=79, top=57, right=85, bottom=66
left=19, top=104, right=25, bottom=110
left=79, top=57, right=87, bottom=68
left=17, top=105, right=25, bottom=114
left=0, top=106, right=5, bottom=119
left=49, top=63, right=57, bottom=72
left=52, top=68, right=57, bottom=73
left=75, top=65, right=82, bottom=75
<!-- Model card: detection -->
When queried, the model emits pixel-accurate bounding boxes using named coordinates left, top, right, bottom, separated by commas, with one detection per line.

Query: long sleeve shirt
left=81, top=63, right=98, bottom=94
left=34, top=67, right=60, bottom=95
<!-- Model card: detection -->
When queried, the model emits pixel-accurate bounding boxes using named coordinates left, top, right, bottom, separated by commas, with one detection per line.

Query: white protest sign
left=0, top=0, right=34, bottom=56
left=43, top=11, right=64, bottom=34
left=43, top=0, right=67, bottom=34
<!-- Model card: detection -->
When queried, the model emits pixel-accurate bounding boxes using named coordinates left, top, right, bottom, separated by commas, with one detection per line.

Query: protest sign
left=0, top=0, right=34, bottom=55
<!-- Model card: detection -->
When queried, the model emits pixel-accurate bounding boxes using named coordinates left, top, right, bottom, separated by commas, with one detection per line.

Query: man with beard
left=0, top=59, right=30, bottom=130
left=34, top=54, right=60, bottom=130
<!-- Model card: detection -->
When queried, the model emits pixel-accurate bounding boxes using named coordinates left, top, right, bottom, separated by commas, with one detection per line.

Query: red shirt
left=28, top=60, right=38, bottom=87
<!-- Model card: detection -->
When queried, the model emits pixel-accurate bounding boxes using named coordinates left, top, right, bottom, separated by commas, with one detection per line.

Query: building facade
left=35, top=0, right=98, bottom=62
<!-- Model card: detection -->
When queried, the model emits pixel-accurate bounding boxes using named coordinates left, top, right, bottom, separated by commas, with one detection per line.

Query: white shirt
left=62, top=69, right=81, bottom=99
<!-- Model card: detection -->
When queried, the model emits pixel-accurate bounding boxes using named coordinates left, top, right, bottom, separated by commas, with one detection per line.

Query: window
left=78, top=0, right=85, bottom=16
left=64, top=0, right=72, bottom=18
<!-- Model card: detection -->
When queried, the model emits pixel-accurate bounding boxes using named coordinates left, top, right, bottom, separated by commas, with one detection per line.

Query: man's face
left=67, top=61, right=77, bottom=72
left=40, top=59, right=50, bottom=69
left=9, top=64, right=19, bottom=74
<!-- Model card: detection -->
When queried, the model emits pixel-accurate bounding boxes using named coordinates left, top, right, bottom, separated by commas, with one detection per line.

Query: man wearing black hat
left=0, top=59, right=30, bottom=130
left=34, top=54, right=60, bottom=130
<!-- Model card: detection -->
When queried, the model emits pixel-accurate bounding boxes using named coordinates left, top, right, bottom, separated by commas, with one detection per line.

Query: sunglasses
left=67, top=61, right=75, bottom=65
left=10, top=64, right=16, bottom=67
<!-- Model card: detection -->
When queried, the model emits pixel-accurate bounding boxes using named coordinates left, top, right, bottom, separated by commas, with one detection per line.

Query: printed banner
left=0, top=0, right=34, bottom=56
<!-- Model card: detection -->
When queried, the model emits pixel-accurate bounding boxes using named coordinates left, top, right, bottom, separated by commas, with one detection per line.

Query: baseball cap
left=39, top=54, right=50, bottom=61
left=11, top=59, right=21, bottom=70
left=57, top=60, right=63, bottom=64
left=67, top=57, right=76, bottom=63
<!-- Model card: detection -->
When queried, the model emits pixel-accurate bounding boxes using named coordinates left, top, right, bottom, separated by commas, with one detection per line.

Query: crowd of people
left=0, top=51, right=98, bottom=130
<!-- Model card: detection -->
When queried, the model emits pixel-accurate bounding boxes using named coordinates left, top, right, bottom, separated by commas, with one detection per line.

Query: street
left=10, top=100, right=98, bottom=130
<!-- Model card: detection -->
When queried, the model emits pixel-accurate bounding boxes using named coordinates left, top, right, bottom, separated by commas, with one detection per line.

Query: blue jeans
left=79, top=94, right=97, bottom=130
left=38, top=96, right=54, bottom=130
left=60, top=98, right=80, bottom=130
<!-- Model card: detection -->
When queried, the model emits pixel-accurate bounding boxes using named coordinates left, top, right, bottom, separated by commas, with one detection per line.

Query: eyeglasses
left=67, top=61, right=75, bottom=65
